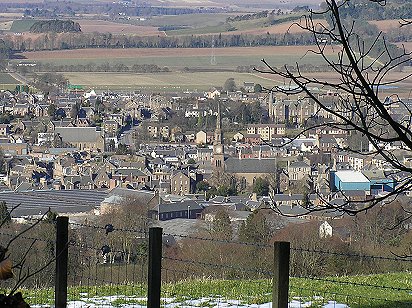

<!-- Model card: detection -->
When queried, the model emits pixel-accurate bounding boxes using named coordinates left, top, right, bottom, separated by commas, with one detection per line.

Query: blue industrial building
left=362, top=170, right=395, bottom=195
left=331, top=170, right=370, bottom=192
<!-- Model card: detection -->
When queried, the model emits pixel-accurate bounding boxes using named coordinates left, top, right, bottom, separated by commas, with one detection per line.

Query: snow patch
left=31, top=296, right=347, bottom=308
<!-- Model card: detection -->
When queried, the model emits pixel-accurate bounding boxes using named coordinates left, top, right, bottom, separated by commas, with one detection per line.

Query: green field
left=21, top=53, right=337, bottom=70
left=9, top=19, right=37, bottom=32
left=165, top=14, right=300, bottom=36
left=19, top=272, right=412, bottom=307
left=0, top=72, right=21, bottom=90
left=61, top=71, right=281, bottom=91
left=139, top=13, right=230, bottom=28
left=0, top=73, right=19, bottom=84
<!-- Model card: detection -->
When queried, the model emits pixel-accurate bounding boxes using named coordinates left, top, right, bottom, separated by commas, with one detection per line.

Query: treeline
left=226, top=10, right=272, bottom=22
left=267, top=15, right=301, bottom=26
left=157, top=25, right=190, bottom=31
left=30, top=20, right=81, bottom=33
left=19, top=2, right=224, bottom=18
left=9, top=31, right=318, bottom=52
left=12, top=29, right=403, bottom=53
left=134, top=6, right=222, bottom=16
left=227, top=6, right=306, bottom=23
left=236, top=63, right=337, bottom=73
left=16, top=62, right=169, bottom=73
left=0, top=39, right=12, bottom=60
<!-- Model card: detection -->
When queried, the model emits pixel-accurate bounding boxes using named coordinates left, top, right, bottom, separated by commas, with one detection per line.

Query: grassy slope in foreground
left=21, top=272, right=412, bottom=307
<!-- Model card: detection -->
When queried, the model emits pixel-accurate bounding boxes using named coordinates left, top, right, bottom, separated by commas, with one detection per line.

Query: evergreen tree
left=223, top=78, right=237, bottom=92
left=253, top=177, right=270, bottom=196
left=239, top=211, right=271, bottom=244
left=0, top=201, right=11, bottom=224
left=0, top=148, right=5, bottom=174
left=254, top=83, right=262, bottom=93
left=212, top=208, right=232, bottom=240
left=47, top=103, right=56, bottom=119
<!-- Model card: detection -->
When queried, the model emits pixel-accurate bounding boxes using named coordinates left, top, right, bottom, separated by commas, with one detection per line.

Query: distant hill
left=29, top=20, right=81, bottom=33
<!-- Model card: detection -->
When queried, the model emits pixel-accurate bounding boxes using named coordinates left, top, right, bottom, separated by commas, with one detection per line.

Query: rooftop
left=335, top=170, right=369, bottom=183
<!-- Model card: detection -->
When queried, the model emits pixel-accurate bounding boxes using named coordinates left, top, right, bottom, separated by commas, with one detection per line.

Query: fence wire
left=64, top=221, right=149, bottom=307
left=2, top=219, right=412, bottom=307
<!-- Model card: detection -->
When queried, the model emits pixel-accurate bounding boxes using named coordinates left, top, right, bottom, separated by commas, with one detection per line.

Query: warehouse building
left=331, top=170, right=370, bottom=192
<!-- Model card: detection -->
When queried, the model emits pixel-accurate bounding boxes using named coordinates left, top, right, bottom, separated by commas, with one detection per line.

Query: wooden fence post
left=148, top=227, right=162, bottom=308
left=273, top=241, right=290, bottom=308
left=55, top=216, right=69, bottom=308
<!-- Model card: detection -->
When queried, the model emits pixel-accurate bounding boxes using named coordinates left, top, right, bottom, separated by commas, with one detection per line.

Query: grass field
left=61, top=71, right=282, bottom=92
left=164, top=14, right=305, bottom=36
left=139, top=13, right=230, bottom=28
left=10, top=19, right=37, bottom=32
left=18, top=46, right=339, bottom=70
left=0, top=73, right=20, bottom=84
left=0, top=73, right=21, bottom=90
left=43, top=54, right=333, bottom=69
left=77, top=19, right=163, bottom=36
left=20, top=272, right=412, bottom=307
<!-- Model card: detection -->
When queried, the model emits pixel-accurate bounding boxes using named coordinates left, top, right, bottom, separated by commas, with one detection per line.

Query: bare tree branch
left=255, top=0, right=412, bottom=215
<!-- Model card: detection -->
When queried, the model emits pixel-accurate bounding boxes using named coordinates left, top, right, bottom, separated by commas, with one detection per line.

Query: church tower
left=268, top=91, right=275, bottom=122
left=213, top=100, right=225, bottom=170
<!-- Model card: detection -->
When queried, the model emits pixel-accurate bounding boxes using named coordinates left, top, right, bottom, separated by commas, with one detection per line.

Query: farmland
left=19, top=45, right=338, bottom=69
left=60, top=71, right=282, bottom=92
left=0, top=72, right=21, bottom=90
left=369, top=19, right=412, bottom=32
left=9, top=19, right=37, bottom=32
left=16, top=44, right=409, bottom=94
left=134, top=13, right=231, bottom=29
left=77, top=20, right=164, bottom=36
left=57, top=68, right=412, bottom=94
left=17, top=45, right=341, bottom=91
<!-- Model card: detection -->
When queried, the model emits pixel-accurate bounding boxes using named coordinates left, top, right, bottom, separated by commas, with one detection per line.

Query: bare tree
left=0, top=206, right=55, bottom=307
left=256, top=0, right=412, bottom=214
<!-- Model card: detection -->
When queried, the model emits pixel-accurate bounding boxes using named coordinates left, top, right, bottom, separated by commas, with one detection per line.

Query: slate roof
left=1, top=189, right=108, bottom=217
left=362, top=169, right=387, bottom=180
left=115, top=168, right=148, bottom=177
left=225, top=158, right=278, bottom=174
left=289, top=161, right=310, bottom=168
left=273, top=194, right=317, bottom=202
left=55, top=127, right=102, bottom=143
left=158, top=200, right=205, bottom=213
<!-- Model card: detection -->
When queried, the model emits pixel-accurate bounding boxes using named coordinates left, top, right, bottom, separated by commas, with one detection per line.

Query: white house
left=319, top=221, right=333, bottom=238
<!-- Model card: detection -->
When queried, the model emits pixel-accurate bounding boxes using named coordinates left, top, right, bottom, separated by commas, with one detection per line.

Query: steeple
left=213, top=100, right=224, bottom=170
left=268, top=91, right=274, bottom=122
left=214, top=100, right=223, bottom=146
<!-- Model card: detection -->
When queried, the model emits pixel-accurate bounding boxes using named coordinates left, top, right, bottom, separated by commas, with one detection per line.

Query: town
left=0, top=81, right=406, bottom=232
left=1, top=0, right=412, bottom=306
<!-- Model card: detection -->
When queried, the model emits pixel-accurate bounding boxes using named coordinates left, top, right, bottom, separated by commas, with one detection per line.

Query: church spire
left=214, top=100, right=223, bottom=146
left=217, top=99, right=221, bottom=130
left=213, top=99, right=224, bottom=170
left=268, top=91, right=274, bottom=122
